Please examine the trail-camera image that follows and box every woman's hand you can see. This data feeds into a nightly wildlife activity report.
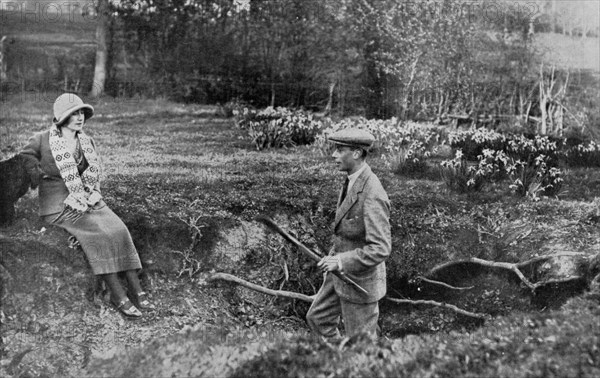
[86,191,102,206]
[51,207,86,224]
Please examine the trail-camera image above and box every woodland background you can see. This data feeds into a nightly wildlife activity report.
[0,1,599,377]
[1,0,599,136]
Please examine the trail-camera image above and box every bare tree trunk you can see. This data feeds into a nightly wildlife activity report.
[270,82,275,107]
[91,0,109,98]
[538,65,549,135]
[0,36,7,81]
[324,81,336,115]
[400,55,420,120]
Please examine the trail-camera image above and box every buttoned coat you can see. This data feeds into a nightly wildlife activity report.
[331,164,391,304]
[20,130,104,216]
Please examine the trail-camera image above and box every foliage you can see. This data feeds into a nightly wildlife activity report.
[109,0,357,107]
[231,298,600,378]
[233,106,323,150]
[449,128,509,161]
[504,135,564,199]
[169,211,206,278]
[443,130,569,198]
[440,150,493,193]
[565,140,600,168]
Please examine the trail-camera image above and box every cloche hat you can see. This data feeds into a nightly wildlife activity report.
[53,93,94,126]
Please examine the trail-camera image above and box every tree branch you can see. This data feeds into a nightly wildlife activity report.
[531,276,584,290]
[208,272,315,302]
[387,297,489,319]
[516,252,588,268]
[417,276,473,291]
[427,254,589,293]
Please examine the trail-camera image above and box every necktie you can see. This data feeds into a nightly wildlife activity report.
[340,178,349,204]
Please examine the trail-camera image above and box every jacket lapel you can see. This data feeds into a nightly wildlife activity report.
[334,165,372,229]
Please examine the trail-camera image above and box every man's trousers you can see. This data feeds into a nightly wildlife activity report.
[306,272,379,339]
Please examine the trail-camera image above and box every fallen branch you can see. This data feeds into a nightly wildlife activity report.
[387,297,489,319]
[516,252,588,268]
[531,276,584,290]
[427,253,589,293]
[209,272,315,302]
[417,276,473,291]
[426,257,535,289]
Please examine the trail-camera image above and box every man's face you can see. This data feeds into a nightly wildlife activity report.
[332,145,360,173]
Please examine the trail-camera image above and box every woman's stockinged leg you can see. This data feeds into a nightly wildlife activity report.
[101,272,142,317]
[101,273,127,302]
[126,269,155,310]
[125,270,142,294]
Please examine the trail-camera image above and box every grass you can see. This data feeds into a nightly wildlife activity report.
[1,95,599,377]
[230,297,599,378]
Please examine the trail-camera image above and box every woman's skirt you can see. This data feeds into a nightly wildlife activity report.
[43,205,142,275]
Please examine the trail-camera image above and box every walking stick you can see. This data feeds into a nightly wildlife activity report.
[256,215,369,295]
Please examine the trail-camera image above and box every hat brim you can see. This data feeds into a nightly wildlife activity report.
[54,104,94,126]
[329,139,372,149]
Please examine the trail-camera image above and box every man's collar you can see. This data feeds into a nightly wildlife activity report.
[347,162,368,181]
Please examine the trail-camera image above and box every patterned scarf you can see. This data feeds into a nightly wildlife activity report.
[49,125,102,213]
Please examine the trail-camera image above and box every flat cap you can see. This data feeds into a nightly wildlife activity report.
[328,128,375,149]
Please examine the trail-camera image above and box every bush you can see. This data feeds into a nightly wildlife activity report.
[234,107,323,150]
[448,129,508,160]
[506,155,563,200]
[564,140,600,168]
[504,136,564,199]
[440,149,504,193]
[220,98,248,118]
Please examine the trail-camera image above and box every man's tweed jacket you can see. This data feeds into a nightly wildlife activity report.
[331,164,391,304]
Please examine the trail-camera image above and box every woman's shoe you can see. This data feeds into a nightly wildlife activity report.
[134,291,156,310]
[113,298,142,318]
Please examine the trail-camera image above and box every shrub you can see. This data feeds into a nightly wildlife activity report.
[233,107,323,150]
[506,155,563,200]
[564,140,600,168]
[440,149,504,193]
[504,135,563,199]
[506,134,562,165]
[448,128,508,160]
[220,98,248,118]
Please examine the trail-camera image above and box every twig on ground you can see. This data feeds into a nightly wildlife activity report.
[387,297,489,319]
[209,272,315,302]
[417,276,474,290]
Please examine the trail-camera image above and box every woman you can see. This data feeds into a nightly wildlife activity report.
[20,93,154,318]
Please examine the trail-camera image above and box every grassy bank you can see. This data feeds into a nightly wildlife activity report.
[1,96,599,377]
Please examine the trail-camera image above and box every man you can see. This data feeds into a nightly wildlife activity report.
[306,128,391,340]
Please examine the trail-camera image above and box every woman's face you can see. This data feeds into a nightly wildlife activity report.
[64,109,85,131]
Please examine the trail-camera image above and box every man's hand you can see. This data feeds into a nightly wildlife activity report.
[317,255,342,273]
